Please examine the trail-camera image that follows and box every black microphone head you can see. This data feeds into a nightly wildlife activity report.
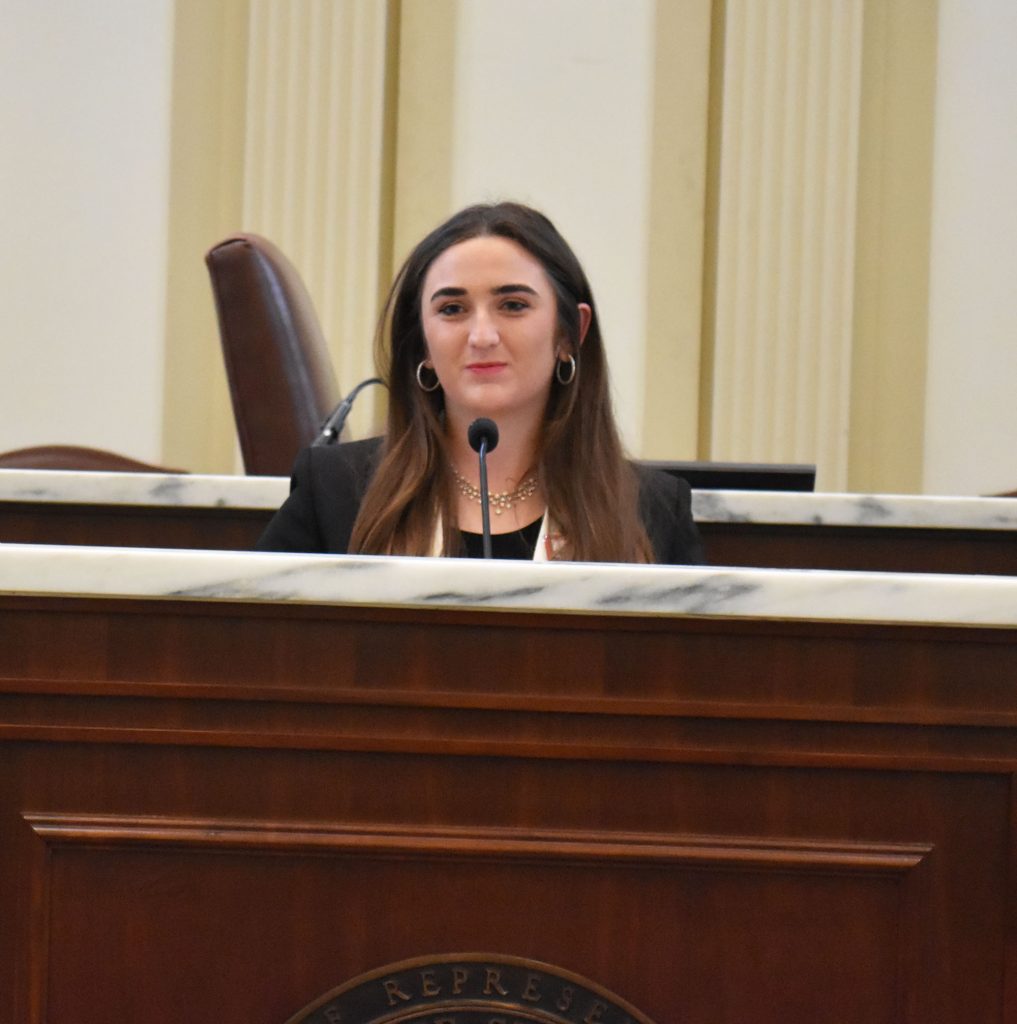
[467,418,499,454]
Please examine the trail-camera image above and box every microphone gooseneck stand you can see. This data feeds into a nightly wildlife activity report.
[467,418,499,559]
[312,377,384,447]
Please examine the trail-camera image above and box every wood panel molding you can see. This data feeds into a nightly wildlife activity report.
[26,813,932,875]
[2,592,1011,1021]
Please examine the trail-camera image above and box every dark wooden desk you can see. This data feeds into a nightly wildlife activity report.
[702,520,1017,575]
[4,494,1017,576]
[0,497,267,550]
[2,590,1017,1023]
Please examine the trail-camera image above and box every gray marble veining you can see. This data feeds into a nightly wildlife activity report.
[2,543,1016,628]
[692,489,1017,530]
[2,467,1017,530]
[0,468,286,509]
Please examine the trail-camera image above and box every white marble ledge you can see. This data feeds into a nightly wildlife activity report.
[696,489,1017,531]
[2,467,1017,531]
[2,543,1016,629]
[0,468,286,510]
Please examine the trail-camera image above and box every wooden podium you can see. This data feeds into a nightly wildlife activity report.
[3,581,1017,1023]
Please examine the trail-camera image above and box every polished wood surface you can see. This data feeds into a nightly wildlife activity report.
[5,497,1017,575]
[703,520,1017,574]
[2,592,1017,1022]
[0,501,266,550]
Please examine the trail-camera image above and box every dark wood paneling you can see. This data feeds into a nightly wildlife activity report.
[31,820,926,1023]
[702,521,1017,575]
[2,595,1017,1022]
[0,502,265,550]
[5,498,1017,574]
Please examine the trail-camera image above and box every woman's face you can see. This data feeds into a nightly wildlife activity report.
[419,235,578,433]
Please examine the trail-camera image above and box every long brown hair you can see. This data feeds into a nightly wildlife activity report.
[349,202,652,562]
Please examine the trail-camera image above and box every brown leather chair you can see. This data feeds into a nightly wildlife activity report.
[205,233,341,476]
[0,445,184,472]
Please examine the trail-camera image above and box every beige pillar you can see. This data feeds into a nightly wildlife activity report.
[707,0,864,489]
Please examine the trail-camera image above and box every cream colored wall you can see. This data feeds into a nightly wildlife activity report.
[161,0,248,474]
[392,0,948,490]
[0,0,174,463]
[165,0,394,471]
[450,0,657,452]
[923,0,1017,496]
[394,0,711,458]
[390,0,457,266]
[2,1,394,475]
[4,0,1013,493]
[645,1,712,461]
[849,0,937,495]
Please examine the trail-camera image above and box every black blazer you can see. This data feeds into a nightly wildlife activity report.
[256,437,705,564]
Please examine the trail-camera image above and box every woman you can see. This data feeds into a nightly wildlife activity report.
[257,202,703,564]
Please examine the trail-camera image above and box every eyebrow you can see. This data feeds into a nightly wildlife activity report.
[428,283,539,302]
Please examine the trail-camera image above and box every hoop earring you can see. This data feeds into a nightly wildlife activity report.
[555,354,576,386]
[416,361,441,392]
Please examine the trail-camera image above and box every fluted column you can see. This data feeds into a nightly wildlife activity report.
[708,0,863,489]
[243,0,391,437]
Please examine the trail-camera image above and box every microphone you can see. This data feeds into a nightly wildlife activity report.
[312,377,384,447]
[467,418,499,559]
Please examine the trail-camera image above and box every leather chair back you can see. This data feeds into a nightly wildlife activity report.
[205,233,340,475]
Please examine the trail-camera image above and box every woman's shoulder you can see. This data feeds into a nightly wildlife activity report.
[296,436,384,492]
[632,461,690,505]
[304,435,384,472]
[257,437,385,555]
[630,461,705,564]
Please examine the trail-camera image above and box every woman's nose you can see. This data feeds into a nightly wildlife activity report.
[468,310,499,346]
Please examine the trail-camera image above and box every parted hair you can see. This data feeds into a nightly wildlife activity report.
[348,202,653,562]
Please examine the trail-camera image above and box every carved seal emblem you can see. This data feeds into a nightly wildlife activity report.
[285,953,658,1024]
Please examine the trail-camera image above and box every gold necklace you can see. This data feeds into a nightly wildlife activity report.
[452,467,539,515]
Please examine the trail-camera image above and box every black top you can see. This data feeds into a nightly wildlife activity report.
[459,517,543,560]
[256,437,705,565]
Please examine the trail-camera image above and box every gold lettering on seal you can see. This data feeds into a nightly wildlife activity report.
[383,979,412,1006]
[289,958,654,1024]
[521,973,542,1002]
[483,968,509,996]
